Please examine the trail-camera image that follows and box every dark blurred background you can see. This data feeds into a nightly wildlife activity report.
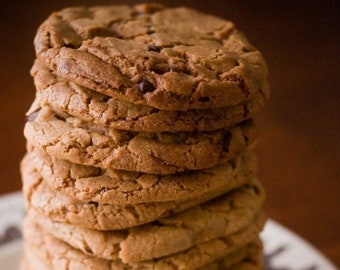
[0,0,339,266]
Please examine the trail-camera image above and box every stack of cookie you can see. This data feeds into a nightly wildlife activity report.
[20,3,269,269]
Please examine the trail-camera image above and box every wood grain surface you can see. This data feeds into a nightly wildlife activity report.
[0,0,339,267]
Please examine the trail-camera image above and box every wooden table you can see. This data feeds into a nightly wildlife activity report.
[1,0,339,267]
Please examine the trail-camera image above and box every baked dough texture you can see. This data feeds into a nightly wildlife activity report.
[23,212,264,269]
[21,3,269,269]
[34,4,269,111]
[31,58,268,132]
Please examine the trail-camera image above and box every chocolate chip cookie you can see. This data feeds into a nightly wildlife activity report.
[22,157,240,230]
[28,146,257,204]
[21,3,270,269]
[24,106,257,174]
[23,211,264,269]
[31,58,268,132]
[34,4,269,111]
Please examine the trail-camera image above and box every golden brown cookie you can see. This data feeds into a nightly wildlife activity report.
[22,3,269,270]
[118,196,264,263]
[27,207,265,262]
[23,213,264,269]
[31,58,268,132]
[22,154,264,231]
[28,146,257,204]
[24,106,257,174]
[34,4,269,111]
[22,156,243,230]
[22,242,264,270]
[198,242,264,270]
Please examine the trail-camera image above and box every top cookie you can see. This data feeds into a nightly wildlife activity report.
[34,4,268,110]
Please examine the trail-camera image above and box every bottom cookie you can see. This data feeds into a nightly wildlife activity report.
[21,240,263,270]
[23,214,264,270]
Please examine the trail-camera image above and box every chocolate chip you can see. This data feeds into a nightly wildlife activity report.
[84,246,94,254]
[223,132,232,152]
[138,80,156,93]
[151,220,163,226]
[55,114,65,121]
[148,45,162,52]
[25,109,40,122]
[198,96,210,102]
[89,28,123,39]
[225,74,249,97]
[151,68,166,75]
[89,201,99,206]
[101,96,110,102]
[64,43,77,49]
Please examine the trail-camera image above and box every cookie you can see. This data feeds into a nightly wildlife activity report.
[23,150,263,260]
[22,154,264,231]
[34,4,269,111]
[21,153,264,231]
[118,197,264,263]
[27,207,265,262]
[27,208,125,261]
[22,241,263,270]
[22,155,249,231]
[28,146,257,204]
[23,213,264,269]
[24,106,257,174]
[198,241,263,270]
[31,58,268,132]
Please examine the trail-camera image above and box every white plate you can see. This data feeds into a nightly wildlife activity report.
[0,192,338,270]
[0,192,24,270]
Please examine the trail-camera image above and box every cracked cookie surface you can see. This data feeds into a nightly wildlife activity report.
[23,211,264,269]
[21,3,268,270]
[31,59,268,132]
[22,156,240,230]
[27,209,265,263]
[34,4,269,111]
[24,106,257,174]
[28,146,257,204]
